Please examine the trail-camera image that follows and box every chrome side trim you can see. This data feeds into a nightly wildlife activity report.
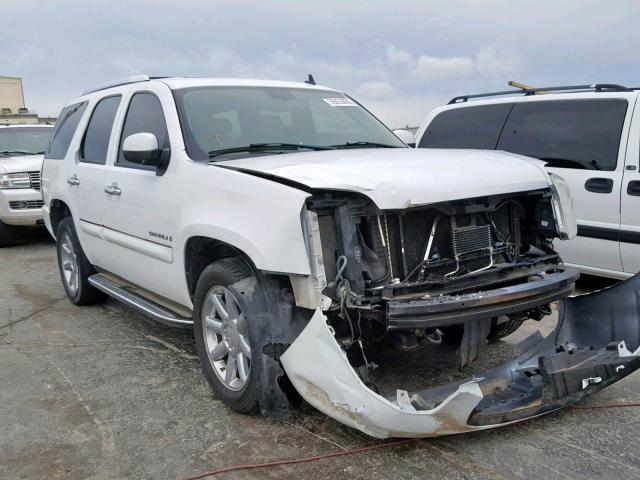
[101,226,173,263]
[88,274,193,328]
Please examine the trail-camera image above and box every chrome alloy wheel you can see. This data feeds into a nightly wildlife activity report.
[202,286,251,391]
[60,232,79,295]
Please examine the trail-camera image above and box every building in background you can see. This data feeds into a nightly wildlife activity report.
[0,76,55,125]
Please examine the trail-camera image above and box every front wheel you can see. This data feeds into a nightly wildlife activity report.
[488,318,524,342]
[193,258,259,413]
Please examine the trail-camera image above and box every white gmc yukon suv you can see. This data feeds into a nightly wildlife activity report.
[0,124,53,245]
[42,76,640,438]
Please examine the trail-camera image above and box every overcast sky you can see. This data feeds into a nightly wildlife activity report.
[3,0,640,127]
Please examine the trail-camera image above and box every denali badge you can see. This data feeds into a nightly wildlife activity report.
[149,231,173,242]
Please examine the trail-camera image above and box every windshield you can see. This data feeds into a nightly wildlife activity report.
[0,127,53,156]
[173,86,405,161]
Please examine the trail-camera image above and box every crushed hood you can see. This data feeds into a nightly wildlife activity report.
[0,154,44,174]
[217,148,551,209]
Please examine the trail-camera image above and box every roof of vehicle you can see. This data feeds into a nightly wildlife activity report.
[80,75,338,97]
[447,83,640,105]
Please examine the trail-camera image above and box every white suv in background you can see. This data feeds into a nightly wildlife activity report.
[41,76,640,439]
[415,84,640,279]
[0,124,53,246]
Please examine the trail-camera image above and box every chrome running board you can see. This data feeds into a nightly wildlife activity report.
[88,274,193,328]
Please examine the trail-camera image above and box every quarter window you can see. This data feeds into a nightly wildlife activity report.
[117,93,169,167]
[80,96,121,164]
[45,102,88,159]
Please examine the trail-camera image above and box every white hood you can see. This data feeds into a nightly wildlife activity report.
[0,154,44,174]
[217,148,551,209]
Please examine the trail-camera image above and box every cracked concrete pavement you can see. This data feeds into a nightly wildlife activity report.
[1,230,638,480]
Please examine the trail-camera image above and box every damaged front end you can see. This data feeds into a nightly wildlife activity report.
[297,189,578,368]
[281,276,640,438]
[271,188,639,438]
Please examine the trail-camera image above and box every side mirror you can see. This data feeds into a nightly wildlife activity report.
[393,129,416,148]
[122,132,162,165]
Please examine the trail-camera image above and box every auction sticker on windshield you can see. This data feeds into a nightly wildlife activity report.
[323,97,357,107]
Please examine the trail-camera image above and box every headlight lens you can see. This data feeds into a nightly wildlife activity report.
[549,173,577,240]
[0,172,31,189]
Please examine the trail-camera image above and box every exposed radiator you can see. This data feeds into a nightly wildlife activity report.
[451,224,492,258]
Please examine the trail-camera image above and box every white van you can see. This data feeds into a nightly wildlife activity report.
[414,84,640,279]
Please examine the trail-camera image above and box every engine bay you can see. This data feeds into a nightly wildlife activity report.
[304,188,577,367]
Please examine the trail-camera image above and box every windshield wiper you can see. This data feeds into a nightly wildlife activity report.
[331,141,400,149]
[0,150,39,156]
[209,143,335,159]
[537,156,600,170]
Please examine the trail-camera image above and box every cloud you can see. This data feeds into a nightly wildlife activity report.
[475,47,525,76]
[356,81,396,100]
[414,54,474,81]
[386,44,414,67]
[2,0,638,126]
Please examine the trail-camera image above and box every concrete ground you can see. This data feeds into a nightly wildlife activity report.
[1,230,638,480]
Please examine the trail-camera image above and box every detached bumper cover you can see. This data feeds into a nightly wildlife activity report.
[281,273,640,438]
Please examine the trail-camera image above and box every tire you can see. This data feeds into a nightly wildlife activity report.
[193,257,260,413]
[56,217,107,305]
[0,220,18,247]
[488,318,524,342]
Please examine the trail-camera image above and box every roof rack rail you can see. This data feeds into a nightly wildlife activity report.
[81,75,153,96]
[448,83,634,104]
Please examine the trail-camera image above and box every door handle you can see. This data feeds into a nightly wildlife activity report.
[585,177,614,194]
[104,183,121,196]
[628,180,640,196]
[67,175,80,186]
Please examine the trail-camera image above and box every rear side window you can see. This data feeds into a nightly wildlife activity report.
[418,103,512,149]
[497,99,628,171]
[117,92,168,167]
[80,96,121,164]
[45,102,88,159]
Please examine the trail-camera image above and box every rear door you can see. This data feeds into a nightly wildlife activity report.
[497,97,632,274]
[620,94,640,274]
[72,94,123,267]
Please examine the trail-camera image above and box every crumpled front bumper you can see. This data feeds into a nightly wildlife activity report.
[280,273,640,438]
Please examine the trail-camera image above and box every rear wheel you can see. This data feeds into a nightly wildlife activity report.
[0,220,18,247]
[56,217,107,305]
[193,258,259,413]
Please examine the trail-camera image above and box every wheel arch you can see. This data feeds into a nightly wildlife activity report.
[184,235,262,300]
[49,199,73,237]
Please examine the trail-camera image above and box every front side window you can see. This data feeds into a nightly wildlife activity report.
[80,95,121,164]
[117,93,169,167]
[418,103,513,149]
[497,99,628,171]
[173,87,405,161]
[0,127,53,156]
[45,102,88,159]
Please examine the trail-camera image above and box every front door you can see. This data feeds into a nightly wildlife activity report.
[101,85,181,303]
[497,97,633,274]
[621,96,640,274]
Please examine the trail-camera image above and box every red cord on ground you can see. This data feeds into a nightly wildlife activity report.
[180,402,640,480]
[179,438,416,480]
[569,402,640,410]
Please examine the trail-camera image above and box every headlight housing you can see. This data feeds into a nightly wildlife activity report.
[549,173,577,240]
[0,172,31,190]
